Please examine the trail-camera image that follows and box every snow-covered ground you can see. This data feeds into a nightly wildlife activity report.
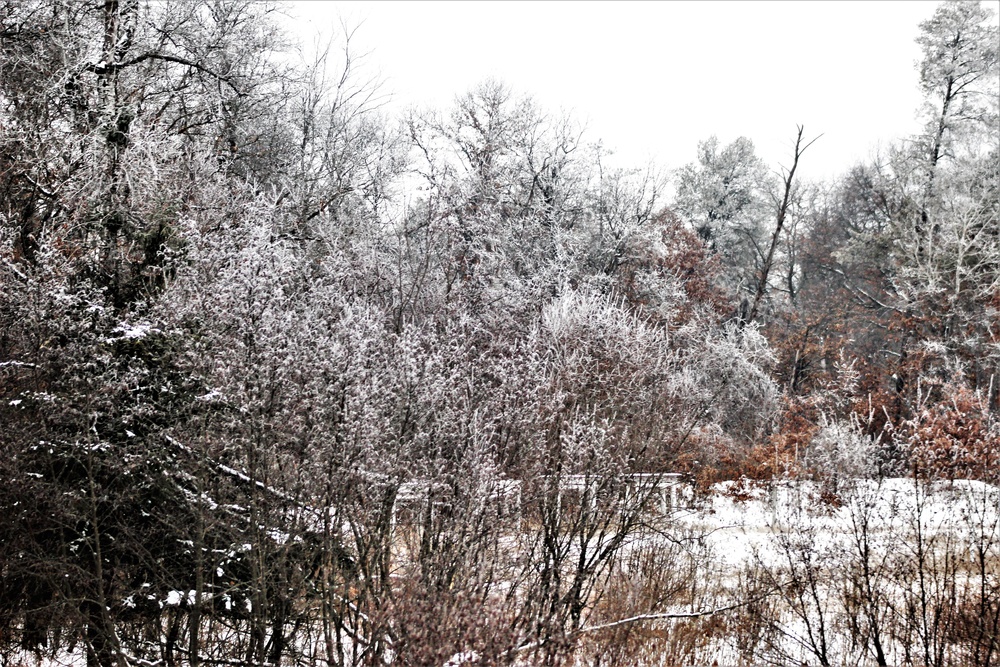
[15,478,998,667]
[681,477,999,568]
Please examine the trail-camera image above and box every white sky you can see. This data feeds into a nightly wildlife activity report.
[284,1,950,184]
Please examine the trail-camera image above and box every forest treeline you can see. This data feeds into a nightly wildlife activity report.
[0,1,997,666]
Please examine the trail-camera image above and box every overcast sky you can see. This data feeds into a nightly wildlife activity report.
[284,1,952,184]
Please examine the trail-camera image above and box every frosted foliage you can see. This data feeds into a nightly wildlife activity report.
[673,136,775,294]
[0,4,803,663]
[899,167,1000,300]
[540,290,662,353]
[809,416,879,480]
[917,1,999,141]
[669,322,778,439]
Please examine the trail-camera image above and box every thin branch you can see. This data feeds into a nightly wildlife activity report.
[822,265,903,313]
[163,435,298,506]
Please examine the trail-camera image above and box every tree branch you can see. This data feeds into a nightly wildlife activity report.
[745,125,821,324]
[88,53,232,85]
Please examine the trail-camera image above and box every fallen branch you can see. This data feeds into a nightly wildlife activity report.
[577,599,752,635]
[511,580,788,656]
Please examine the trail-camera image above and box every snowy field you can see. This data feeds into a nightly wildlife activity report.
[686,478,1000,568]
[14,478,999,667]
